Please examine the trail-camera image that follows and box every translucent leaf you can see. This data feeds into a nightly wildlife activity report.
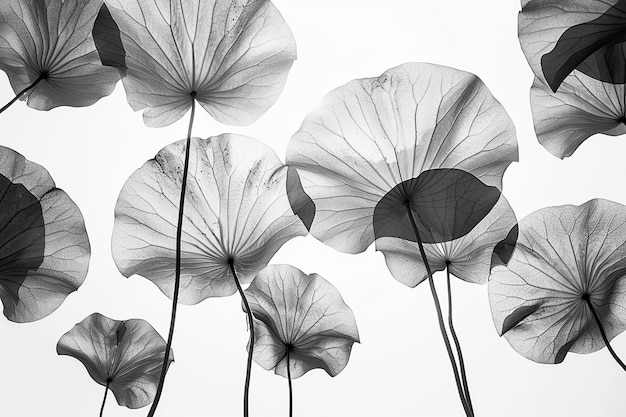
[112,135,307,304]
[94,0,296,127]
[377,193,516,287]
[518,0,626,91]
[57,313,174,409]
[0,0,121,110]
[0,145,90,322]
[489,199,626,364]
[244,264,359,378]
[529,72,626,159]
[286,62,518,254]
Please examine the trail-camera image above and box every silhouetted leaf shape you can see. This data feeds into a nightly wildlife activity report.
[0,0,121,110]
[57,313,174,409]
[286,62,518,254]
[286,166,315,231]
[529,73,626,159]
[373,168,501,244]
[245,264,359,378]
[376,194,516,287]
[112,135,307,304]
[95,0,296,127]
[489,199,626,364]
[93,3,126,76]
[0,145,89,322]
[519,0,626,91]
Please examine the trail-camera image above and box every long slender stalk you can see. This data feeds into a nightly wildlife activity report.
[404,201,472,417]
[0,75,44,114]
[100,380,110,417]
[287,349,293,417]
[147,98,196,417]
[229,259,255,417]
[446,266,474,414]
[585,297,626,372]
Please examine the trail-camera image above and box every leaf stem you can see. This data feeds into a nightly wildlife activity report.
[100,380,110,417]
[0,75,44,114]
[585,297,626,372]
[229,259,255,417]
[147,98,196,417]
[404,201,472,417]
[287,348,293,417]
[446,266,474,414]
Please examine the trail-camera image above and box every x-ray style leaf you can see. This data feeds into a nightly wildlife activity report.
[519,0,626,92]
[112,135,308,304]
[0,145,90,323]
[286,62,518,254]
[376,193,517,288]
[0,0,121,111]
[245,264,359,379]
[490,199,626,364]
[57,313,174,409]
[94,0,296,127]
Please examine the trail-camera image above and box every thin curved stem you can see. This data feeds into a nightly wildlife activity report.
[230,259,255,417]
[586,298,626,372]
[404,202,472,417]
[446,266,474,414]
[147,99,196,417]
[287,349,293,417]
[0,75,44,114]
[100,380,110,417]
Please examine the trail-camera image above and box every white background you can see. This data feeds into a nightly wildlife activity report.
[2,1,626,416]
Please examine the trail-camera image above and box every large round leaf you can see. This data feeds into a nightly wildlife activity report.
[285,62,518,254]
[94,0,296,127]
[376,193,517,287]
[0,145,90,322]
[57,313,174,409]
[244,264,359,379]
[112,135,308,305]
[0,0,121,110]
[489,199,626,364]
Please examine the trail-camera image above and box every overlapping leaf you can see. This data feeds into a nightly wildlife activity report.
[489,199,626,364]
[112,135,308,304]
[57,313,174,409]
[0,0,120,110]
[95,0,296,127]
[0,145,89,322]
[245,264,359,378]
[377,193,517,288]
[285,62,518,254]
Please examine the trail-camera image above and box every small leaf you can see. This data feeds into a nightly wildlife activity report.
[57,313,174,409]
[286,166,315,231]
[245,264,359,378]
[489,199,626,364]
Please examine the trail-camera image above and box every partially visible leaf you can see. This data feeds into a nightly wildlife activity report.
[529,73,626,159]
[112,135,307,304]
[95,0,296,127]
[57,313,174,409]
[0,0,121,110]
[376,193,516,287]
[245,264,359,378]
[286,62,518,254]
[489,199,626,364]
[286,166,315,232]
[0,145,90,322]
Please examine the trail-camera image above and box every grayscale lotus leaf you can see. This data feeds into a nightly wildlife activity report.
[112,135,308,305]
[530,72,626,159]
[489,199,626,364]
[94,0,296,127]
[519,0,626,92]
[286,62,518,254]
[0,0,121,110]
[377,193,517,288]
[244,264,359,378]
[57,313,174,409]
[0,145,90,323]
